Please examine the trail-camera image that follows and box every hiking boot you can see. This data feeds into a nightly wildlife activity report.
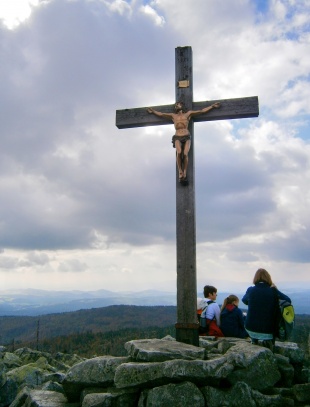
[251,338,258,345]
[262,340,274,352]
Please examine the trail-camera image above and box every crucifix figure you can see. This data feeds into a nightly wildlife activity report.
[147,101,220,184]
[116,46,259,346]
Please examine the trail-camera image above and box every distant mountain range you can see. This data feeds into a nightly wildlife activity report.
[0,289,177,316]
[0,288,309,316]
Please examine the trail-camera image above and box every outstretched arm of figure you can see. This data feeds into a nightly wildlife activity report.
[147,107,174,120]
[187,102,221,117]
[274,288,291,303]
[242,289,249,305]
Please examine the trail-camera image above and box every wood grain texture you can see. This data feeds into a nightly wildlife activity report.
[115,96,259,129]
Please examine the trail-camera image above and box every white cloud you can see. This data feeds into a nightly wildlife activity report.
[140,4,165,26]
[121,267,133,274]
[26,251,51,265]
[58,259,88,273]
[0,0,40,29]
[102,0,132,16]
[0,0,309,294]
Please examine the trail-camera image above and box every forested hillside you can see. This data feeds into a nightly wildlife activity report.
[21,327,177,358]
[1,305,309,364]
[0,305,176,343]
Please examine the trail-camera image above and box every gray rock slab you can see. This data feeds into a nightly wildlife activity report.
[23,390,74,406]
[274,341,305,363]
[54,352,86,367]
[41,380,65,394]
[82,390,139,407]
[125,338,206,362]
[274,353,294,387]
[80,386,139,404]
[7,386,31,407]
[225,342,281,391]
[14,348,52,365]
[201,382,256,407]
[82,393,113,407]
[199,337,246,352]
[3,362,52,406]
[293,383,310,402]
[3,352,21,369]
[63,356,129,402]
[115,356,234,389]
[251,389,294,407]
[141,381,204,407]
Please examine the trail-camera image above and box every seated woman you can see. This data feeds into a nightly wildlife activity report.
[220,295,248,338]
[242,268,291,350]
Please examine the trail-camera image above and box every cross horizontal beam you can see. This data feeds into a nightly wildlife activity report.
[116,96,259,129]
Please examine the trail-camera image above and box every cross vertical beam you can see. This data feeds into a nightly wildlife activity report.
[174,47,199,345]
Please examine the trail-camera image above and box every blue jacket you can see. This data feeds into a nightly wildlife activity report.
[242,282,291,335]
[220,305,248,338]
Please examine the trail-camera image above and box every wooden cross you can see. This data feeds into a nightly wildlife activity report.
[115,46,259,346]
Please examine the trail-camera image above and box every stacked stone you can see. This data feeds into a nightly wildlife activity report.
[0,337,309,406]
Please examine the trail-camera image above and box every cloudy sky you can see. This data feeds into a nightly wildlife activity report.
[0,0,309,295]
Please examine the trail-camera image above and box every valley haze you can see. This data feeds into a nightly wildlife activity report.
[0,288,308,316]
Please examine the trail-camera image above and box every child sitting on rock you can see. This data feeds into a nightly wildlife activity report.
[199,285,224,337]
[220,295,248,338]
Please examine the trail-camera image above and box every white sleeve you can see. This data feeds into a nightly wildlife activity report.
[197,298,209,310]
[205,302,221,325]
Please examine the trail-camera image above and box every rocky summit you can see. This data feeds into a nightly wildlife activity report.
[0,336,309,406]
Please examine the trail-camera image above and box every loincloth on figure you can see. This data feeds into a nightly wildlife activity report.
[171,134,191,148]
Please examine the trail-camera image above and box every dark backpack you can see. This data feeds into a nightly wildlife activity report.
[276,299,295,341]
[198,300,214,333]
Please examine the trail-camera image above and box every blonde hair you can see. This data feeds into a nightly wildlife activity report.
[253,268,273,286]
[221,294,239,312]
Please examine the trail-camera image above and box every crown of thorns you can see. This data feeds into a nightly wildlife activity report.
[174,101,184,109]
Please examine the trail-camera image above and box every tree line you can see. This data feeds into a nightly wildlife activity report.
[1,306,309,364]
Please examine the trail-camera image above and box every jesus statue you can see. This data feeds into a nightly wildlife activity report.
[147,101,220,184]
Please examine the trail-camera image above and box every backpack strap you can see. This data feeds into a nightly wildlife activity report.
[200,300,215,319]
